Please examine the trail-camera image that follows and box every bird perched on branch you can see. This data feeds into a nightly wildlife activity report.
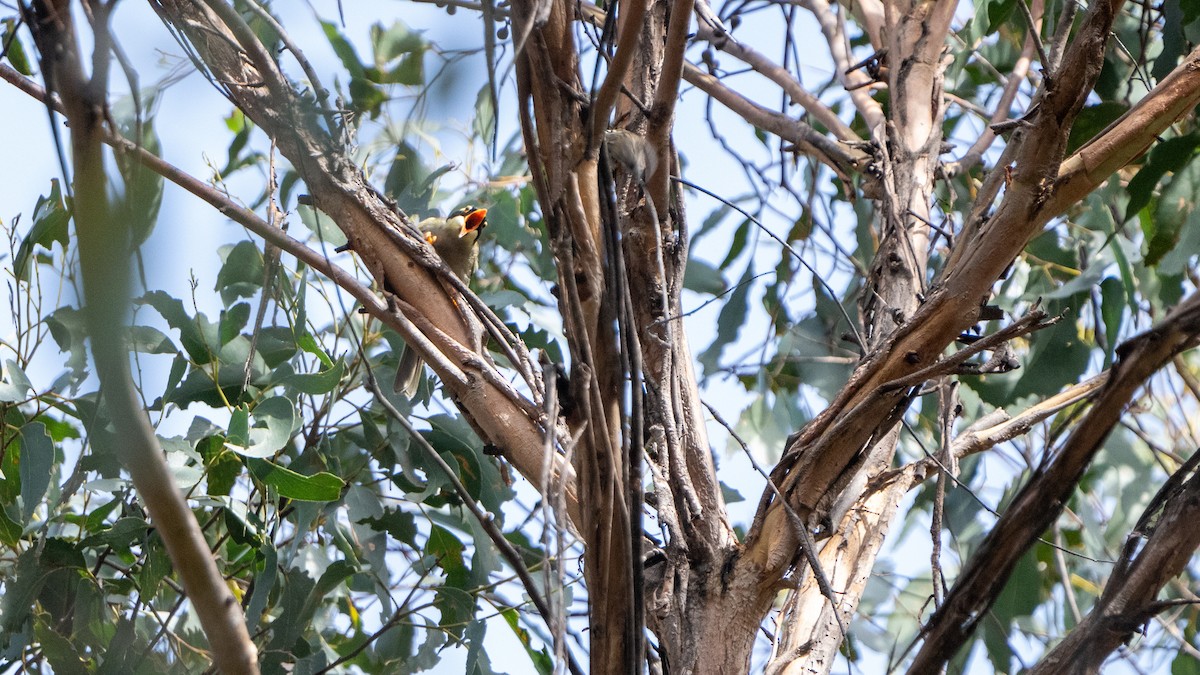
[604,128,657,186]
[394,205,488,396]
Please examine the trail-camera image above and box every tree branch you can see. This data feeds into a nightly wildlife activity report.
[795,0,885,131]
[1027,449,1200,674]
[681,63,869,180]
[692,23,858,141]
[588,0,648,146]
[907,292,1200,672]
[740,0,1125,633]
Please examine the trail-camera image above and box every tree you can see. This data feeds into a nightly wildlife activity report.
[1,0,1199,672]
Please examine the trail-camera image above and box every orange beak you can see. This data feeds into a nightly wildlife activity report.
[459,208,487,237]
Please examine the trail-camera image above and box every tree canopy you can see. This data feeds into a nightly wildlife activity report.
[1,0,1200,673]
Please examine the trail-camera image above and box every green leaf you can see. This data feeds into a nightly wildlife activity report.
[788,208,813,242]
[297,204,349,248]
[1153,0,1188,83]
[165,366,250,409]
[698,265,753,376]
[226,396,296,458]
[1042,263,1106,300]
[0,360,33,403]
[80,517,150,554]
[1124,133,1200,223]
[427,524,473,635]
[1067,102,1129,154]
[129,325,177,355]
[985,0,1017,34]
[18,423,53,522]
[473,84,496,146]
[14,180,70,283]
[255,326,299,367]
[1099,276,1124,365]
[139,291,218,364]
[1,19,33,75]
[988,301,1090,403]
[215,241,266,304]
[1158,207,1200,276]
[202,437,242,497]
[113,111,163,250]
[246,543,278,631]
[45,306,90,380]
[323,21,367,79]
[35,621,88,675]
[1147,157,1200,266]
[266,567,316,654]
[223,501,264,546]
[1,548,42,643]
[221,110,260,176]
[297,331,332,369]
[227,406,251,448]
[692,203,732,245]
[323,21,387,117]
[371,21,426,85]
[137,532,172,599]
[281,356,345,395]
[720,219,751,268]
[0,508,22,547]
[720,481,744,504]
[982,551,1043,670]
[248,458,343,501]
[361,509,418,547]
[384,141,433,212]
[219,302,251,346]
[683,257,727,296]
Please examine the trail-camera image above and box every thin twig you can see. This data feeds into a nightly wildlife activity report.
[880,309,1057,392]
[1015,0,1050,70]
[675,176,865,350]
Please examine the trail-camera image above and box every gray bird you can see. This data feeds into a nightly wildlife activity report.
[604,128,658,185]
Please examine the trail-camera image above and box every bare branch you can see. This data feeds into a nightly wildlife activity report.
[588,0,648,146]
[944,0,1041,176]
[692,23,858,142]
[1028,450,1200,673]
[946,373,1107,461]
[907,293,1200,672]
[795,0,886,130]
[1054,44,1200,211]
[681,63,869,179]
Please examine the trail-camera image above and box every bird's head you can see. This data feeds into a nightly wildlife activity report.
[449,205,488,238]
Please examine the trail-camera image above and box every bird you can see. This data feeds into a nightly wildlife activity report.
[393,205,488,396]
[604,128,657,186]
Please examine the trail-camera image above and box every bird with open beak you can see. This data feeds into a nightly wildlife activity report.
[394,205,488,396]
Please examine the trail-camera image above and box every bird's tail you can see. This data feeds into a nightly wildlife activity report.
[394,346,423,397]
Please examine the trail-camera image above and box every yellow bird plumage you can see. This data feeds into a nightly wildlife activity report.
[394,205,488,396]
